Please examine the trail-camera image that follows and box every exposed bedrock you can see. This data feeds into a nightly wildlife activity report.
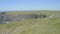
[0,12,48,23]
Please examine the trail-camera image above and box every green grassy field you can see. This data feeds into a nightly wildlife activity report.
[0,11,60,34]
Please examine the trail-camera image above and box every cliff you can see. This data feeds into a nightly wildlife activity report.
[0,12,48,24]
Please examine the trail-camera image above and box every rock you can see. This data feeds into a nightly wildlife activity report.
[0,12,48,23]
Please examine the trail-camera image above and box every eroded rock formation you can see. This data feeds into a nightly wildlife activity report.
[0,12,48,23]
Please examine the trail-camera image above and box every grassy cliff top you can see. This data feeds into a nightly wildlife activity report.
[0,10,60,34]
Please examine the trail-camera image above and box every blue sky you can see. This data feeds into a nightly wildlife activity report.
[0,0,60,11]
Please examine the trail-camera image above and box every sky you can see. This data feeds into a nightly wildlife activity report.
[0,0,60,11]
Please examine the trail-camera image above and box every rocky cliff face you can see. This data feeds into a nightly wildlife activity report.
[0,12,48,23]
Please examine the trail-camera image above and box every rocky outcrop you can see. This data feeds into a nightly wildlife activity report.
[0,12,48,23]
